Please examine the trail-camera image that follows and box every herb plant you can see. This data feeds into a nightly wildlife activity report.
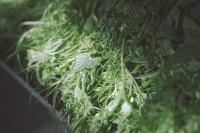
[13,0,200,132]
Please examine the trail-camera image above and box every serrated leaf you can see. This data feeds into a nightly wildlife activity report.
[27,49,48,66]
[71,52,101,72]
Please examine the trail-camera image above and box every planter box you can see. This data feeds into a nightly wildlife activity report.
[0,61,66,133]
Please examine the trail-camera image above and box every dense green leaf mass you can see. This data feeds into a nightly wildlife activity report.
[2,0,200,132]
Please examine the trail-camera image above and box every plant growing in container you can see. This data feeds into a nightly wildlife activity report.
[2,0,200,132]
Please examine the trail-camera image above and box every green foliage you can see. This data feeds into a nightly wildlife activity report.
[0,0,48,59]
[11,0,200,132]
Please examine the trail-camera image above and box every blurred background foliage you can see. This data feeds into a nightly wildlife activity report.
[0,0,48,59]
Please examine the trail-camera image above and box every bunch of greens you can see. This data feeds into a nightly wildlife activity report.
[14,0,200,132]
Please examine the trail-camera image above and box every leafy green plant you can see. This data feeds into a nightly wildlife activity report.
[13,0,200,132]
